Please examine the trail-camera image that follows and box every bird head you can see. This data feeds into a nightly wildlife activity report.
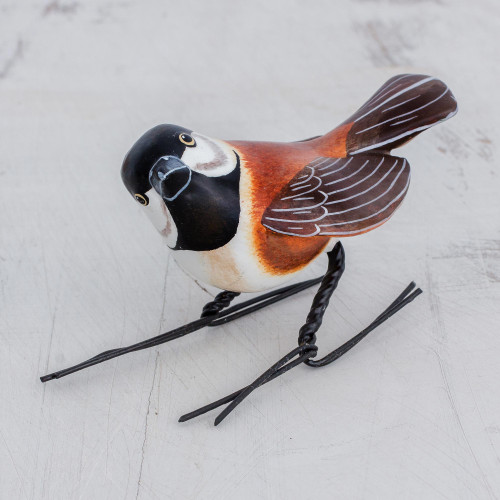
[121,124,241,251]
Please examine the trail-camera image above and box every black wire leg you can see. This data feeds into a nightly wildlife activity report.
[180,242,422,426]
[40,276,323,382]
[179,242,345,425]
[305,281,422,367]
[179,344,319,425]
[200,290,241,317]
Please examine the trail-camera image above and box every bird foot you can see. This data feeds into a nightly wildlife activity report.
[40,276,322,382]
[179,242,422,425]
[40,243,422,429]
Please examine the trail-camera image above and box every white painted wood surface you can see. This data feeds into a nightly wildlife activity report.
[1,1,499,498]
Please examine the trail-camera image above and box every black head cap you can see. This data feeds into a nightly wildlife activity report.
[121,124,192,196]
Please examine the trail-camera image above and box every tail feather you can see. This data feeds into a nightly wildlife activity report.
[339,74,457,154]
[263,74,458,240]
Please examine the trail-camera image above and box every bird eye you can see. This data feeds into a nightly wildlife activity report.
[134,194,149,206]
[179,133,196,147]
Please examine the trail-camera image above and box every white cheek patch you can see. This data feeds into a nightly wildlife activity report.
[181,133,236,177]
[143,188,178,248]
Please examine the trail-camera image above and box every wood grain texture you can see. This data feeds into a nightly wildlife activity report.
[1,0,499,499]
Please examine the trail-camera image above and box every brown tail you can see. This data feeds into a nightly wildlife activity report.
[326,74,458,155]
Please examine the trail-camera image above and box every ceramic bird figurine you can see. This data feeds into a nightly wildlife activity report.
[42,74,457,425]
[121,73,456,293]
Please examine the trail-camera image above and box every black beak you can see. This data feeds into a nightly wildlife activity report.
[149,156,192,202]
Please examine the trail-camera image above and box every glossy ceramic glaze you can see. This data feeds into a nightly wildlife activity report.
[121,74,457,292]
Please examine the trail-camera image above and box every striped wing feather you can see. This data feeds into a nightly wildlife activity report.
[262,154,410,237]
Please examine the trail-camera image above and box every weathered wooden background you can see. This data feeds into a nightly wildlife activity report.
[1,0,499,498]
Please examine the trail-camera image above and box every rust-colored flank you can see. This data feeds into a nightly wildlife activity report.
[228,125,353,275]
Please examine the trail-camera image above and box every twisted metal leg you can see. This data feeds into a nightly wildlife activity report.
[200,291,241,317]
[180,242,422,426]
[40,276,323,383]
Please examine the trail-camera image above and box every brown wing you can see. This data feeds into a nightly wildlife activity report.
[261,154,410,237]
